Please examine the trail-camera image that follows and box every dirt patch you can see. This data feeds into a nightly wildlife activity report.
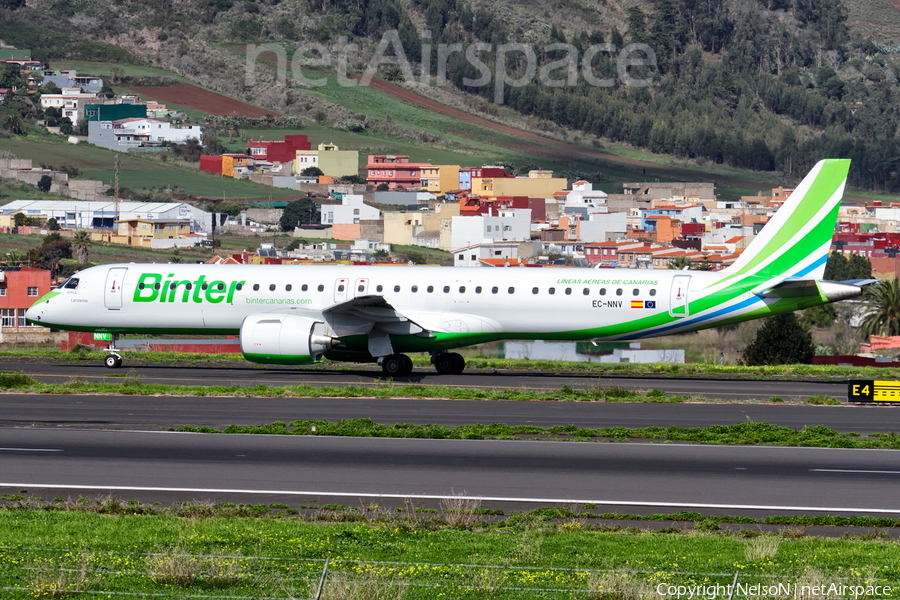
[127,83,283,118]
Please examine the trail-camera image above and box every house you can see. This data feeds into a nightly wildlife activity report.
[294,143,359,178]
[40,89,98,125]
[0,267,55,343]
[320,194,382,240]
[89,118,202,151]
[367,155,432,189]
[42,69,103,94]
[470,170,567,199]
[450,209,532,251]
[419,164,460,195]
[248,134,311,164]
[459,166,512,191]
[83,103,147,122]
[0,200,212,232]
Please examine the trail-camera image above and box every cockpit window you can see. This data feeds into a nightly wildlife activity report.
[64,278,79,289]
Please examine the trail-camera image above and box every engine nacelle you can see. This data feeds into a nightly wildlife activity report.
[240,313,335,365]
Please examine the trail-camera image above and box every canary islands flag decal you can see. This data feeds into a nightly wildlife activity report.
[631,300,656,309]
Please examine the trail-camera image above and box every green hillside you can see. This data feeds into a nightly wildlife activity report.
[3,0,900,197]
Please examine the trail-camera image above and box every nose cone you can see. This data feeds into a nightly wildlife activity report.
[25,290,60,325]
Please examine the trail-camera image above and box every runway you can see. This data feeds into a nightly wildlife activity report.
[2,361,895,515]
[3,427,900,516]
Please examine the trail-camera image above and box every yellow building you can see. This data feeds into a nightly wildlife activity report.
[382,203,460,248]
[420,165,461,195]
[294,143,359,178]
[222,155,253,178]
[93,218,192,247]
[471,169,567,198]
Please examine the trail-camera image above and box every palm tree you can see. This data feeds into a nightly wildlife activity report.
[860,279,900,338]
[72,230,91,265]
[667,255,692,270]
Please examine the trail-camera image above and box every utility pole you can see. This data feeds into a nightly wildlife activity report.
[114,155,120,226]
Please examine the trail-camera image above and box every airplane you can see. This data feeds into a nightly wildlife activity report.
[26,159,864,376]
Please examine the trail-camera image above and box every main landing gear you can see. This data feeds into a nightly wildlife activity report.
[103,334,123,369]
[432,352,465,375]
[380,353,413,377]
[378,352,467,376]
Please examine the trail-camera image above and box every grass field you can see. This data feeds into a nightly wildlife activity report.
[0,137,299,199]
[2,509,899,599]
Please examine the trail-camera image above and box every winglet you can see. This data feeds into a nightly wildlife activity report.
[721,159,851,285]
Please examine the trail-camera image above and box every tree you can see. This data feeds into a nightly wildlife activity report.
[13,212,30,226]
[301,166,324,177]
[376,183,390,191]
[373,249,389,261]
[37,175,52,193]
[39,81,62,95]
[741,312,815,365]
[170,248,183,264]
[860,279,900,339]
[46,217,60,231]
[824,252,871,281]
[201,126,224,156]
[279,198,320,231]
[667,255,692,270]
[341,174,364,184]
[72,230,91,264]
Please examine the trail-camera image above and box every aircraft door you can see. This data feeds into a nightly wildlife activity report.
[353,278,369,298]
[669,275,690,317]
[104,267,128,309]
[333,278,349,303]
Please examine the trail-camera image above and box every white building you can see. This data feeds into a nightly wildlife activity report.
[562,180,608,207]
[450,209,532,251]
[88,118,202,151]
[39,88,98,125]
[320,194,381,225]
[0,200,213,232]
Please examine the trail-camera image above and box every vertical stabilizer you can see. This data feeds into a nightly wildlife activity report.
[720,159,850,286]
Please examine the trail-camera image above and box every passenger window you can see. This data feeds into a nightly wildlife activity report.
[317,284,324,292]
[549,287,555,295]
[411,285,418,293]
[270,284,277,291]
[154,283,160,290]
[599,288,606,296]
[216,283,225,291]
[475,286,482,294]
[201,283,208,290]
[301,284,308,291]
[532,287,539,294]
[286,284,292,291]
[491,287,499,294]
[650,289,657,296]
[236,283,243,291]
[394,285,401,292]
[616,288,623,296]
[338,284,345,292]
[253,284,260,291]
[633,288,639,296]
[583,288,589,295]
[358,285,364,292]
[508,287,515,294]
[376,284,383,292]
[427,285,434,293]
[565,288,572,295]
[185,283,192,290]
[459,286,466,293]
[443,286,450,293]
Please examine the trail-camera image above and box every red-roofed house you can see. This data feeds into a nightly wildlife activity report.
[248,135,311,163]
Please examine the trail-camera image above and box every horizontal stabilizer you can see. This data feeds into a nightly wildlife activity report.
[757,279,864,302]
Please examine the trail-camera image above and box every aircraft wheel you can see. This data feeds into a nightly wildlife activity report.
[448,352,465,374]
[382,354,413,377]
[434,353,456,375]
[105,354,123,369]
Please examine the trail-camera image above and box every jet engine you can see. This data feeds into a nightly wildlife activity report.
[240,313,336,365]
